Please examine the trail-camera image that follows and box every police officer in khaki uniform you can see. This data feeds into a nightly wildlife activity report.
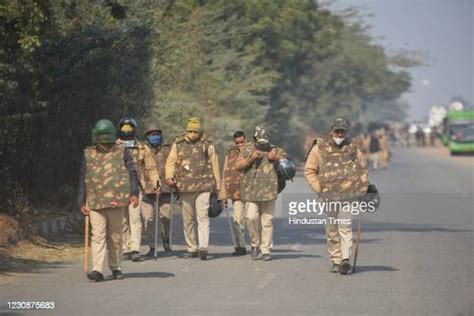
[78,119,140,282]
[304,118,368,275]
[141,124,173,256]
[377,129,390,169]
[220,131,247,256]
[117,117,160,262]
[235,126,287,261]
[165,117,221,260]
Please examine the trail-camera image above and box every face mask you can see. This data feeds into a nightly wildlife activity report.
[122,140,136,148]
[146,134,162,148]
[333,137,345,145]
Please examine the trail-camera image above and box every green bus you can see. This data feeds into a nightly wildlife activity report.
[442,111,474,154]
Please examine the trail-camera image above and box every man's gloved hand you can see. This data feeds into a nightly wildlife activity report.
[166,178,176,187]
[80,205,90,216]
[154,184,161,195]
[130,195,139,208]
[267,147,279,161]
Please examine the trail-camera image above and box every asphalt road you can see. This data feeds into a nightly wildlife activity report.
[1,146,473,316]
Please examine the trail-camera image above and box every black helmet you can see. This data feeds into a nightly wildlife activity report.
[275,158,297,181]
[208,192,223,218]
[118,117,138,139]
[364,183,381,212]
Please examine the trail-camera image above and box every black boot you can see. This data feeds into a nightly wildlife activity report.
[112,270,124,280]
[232,247,247,256]
[131,251,141,262]
[87,270,104,282]
[183,251,198,259]
[199,248,208,260]
[330,263,341,273]
[251,247,260,260]
[163,239,172,254]
[340,259,352,275]
[122,252,131,261]
[145,247,155,258]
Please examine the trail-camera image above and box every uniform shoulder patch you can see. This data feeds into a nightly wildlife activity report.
[227,145,238,154]
[202,136,213,144]
[84,146,95,156]
[137,140,147,150]
[175,135,186,143]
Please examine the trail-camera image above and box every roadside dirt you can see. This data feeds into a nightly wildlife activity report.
[0,214,83,286]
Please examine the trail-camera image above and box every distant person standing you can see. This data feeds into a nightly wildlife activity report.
[378,130,390,169]
[368,131,380,171]
[429,127,437,147]
[415,127,425,147]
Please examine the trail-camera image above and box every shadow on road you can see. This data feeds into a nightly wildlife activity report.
[362,221,473,233]
[353,265,399,273]
[271,253,321,260]
[124,271,175,278]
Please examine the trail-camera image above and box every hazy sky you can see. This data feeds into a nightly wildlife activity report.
[335,0,473,120]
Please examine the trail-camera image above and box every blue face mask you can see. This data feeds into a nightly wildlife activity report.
[146,134,162,147]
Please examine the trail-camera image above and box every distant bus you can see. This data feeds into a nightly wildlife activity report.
[442,111,474,154]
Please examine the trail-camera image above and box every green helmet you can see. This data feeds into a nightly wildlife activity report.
[92,119,116,144]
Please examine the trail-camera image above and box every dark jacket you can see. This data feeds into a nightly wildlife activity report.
[369,135,380,153]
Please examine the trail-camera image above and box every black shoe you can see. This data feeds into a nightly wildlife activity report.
[122,252,131,261]
[232,247,247,256]
[145,247,155,258]
[199,248,208,260]
[163,239,172,254]
[340,259,352,275]
[262,254,272,261]
[251,247,260,260]
[112,270,124,280]
[184,251,198,259]
[330,263,341,273]
[87,270,104,282]
[131,251,141,262]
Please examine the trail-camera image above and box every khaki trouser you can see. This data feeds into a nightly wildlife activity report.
[141,194,171,248]
[89,207,124,273]
[378,150,389,169]
[369,153,379,170]
[325,208,352,264]
[122,196,142,253]
[180,191,211,252]
[232,200,246,248]
[246,199,276,255]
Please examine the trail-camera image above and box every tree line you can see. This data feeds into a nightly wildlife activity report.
[0,0,421,213]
